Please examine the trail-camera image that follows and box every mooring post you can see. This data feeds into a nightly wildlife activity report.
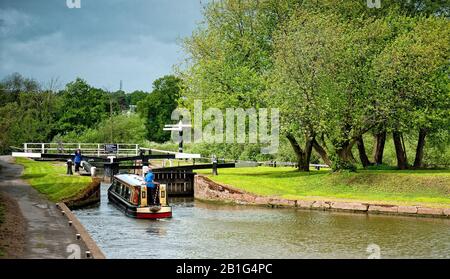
[212,155,218,176]
[178,129,183,153]
[104,160,119,182]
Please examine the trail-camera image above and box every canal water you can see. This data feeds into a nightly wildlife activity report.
[73,183,450,259]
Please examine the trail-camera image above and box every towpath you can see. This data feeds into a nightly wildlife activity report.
[0,156,88,258]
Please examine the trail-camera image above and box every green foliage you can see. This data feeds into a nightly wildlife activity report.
[137,75,181,142]
[179,0,450,170]
[186,142,273,161]
[57,113,147,144]
[0,73,40,106]
[127,90,148,106]
[0,91,61,153]
[329,155,358,172]
[56,78,110,135]
[373,16,450,133]
[180,0,299,110]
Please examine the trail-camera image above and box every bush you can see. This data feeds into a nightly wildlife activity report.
[55,113,147,144]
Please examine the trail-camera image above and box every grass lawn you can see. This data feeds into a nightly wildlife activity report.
[197,167,450,207]
[15,158,92,202]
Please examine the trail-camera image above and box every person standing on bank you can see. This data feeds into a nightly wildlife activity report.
[144,166,158,205]
[74,149,82,173]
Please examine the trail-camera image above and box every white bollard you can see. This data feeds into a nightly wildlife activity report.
[90,166,96,177]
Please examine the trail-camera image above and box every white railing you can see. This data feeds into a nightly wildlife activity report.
[22,143,140,157]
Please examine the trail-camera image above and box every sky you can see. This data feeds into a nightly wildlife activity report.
[0,0,205,92]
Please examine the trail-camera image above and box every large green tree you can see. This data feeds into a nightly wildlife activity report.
[56,78,110,135]
[137,75,182,142]
[0,90,60,153]
[271,11,345,170]
[373,16,450,169]
[0,73,40,106]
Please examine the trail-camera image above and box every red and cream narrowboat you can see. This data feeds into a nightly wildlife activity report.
[108,174,172,219]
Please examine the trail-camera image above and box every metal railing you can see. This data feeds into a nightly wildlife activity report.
[22,143,140,157]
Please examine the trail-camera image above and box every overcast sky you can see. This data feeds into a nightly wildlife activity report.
[0,0,205,92]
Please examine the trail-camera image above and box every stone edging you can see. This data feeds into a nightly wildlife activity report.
[194,175,450,219]
[57,203,106,259]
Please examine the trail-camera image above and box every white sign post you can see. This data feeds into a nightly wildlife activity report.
[163,120,192,154]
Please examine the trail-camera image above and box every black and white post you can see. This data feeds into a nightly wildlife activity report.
[163,120,192,154]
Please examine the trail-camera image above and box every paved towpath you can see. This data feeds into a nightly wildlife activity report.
[0,156,88,258]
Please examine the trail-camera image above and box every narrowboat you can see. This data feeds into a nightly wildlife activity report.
[108,174,172,219]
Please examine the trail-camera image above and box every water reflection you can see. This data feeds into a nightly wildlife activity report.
[73,183,450,259]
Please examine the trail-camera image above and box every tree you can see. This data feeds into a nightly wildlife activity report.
[181,0,301,109]
[127,90,148,106]
[271,11,345,171]
[58,114,147,144]
[137,75,182,142]
[0,73,40,106]
[56,78,110,135]
[373,16,450,169]
[0,90,60,153]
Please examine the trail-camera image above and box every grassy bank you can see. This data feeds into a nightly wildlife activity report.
[15,158,92,202]
[197,167,450,208]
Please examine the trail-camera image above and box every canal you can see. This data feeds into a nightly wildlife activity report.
[73,183,450,259]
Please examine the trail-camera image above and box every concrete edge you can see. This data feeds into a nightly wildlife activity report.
[57,203,106,259]
[194,175,450,219]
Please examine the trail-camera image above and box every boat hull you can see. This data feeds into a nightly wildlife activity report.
[108,187,172,219]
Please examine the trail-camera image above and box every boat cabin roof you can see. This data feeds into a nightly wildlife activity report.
[114,174,145,187]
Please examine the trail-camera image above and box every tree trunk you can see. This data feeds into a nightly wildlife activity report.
[373,131,386,165]
[301,139,314,171]
[335,140,356,170]
[393,131,408,170]
[356,135,372,168]
[413,128,427,168]
[336,146,352,162]
[312,138,332,166]
[286,133,312,172]
[339,141,357,163]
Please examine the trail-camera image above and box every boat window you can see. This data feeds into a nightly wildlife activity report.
[120,184,126,197]
[124,187,131,200]
[114,181,121,193]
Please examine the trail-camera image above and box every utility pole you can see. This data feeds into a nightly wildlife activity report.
[110,96,113,143]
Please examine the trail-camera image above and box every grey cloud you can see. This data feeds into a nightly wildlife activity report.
[0,0,204,91]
